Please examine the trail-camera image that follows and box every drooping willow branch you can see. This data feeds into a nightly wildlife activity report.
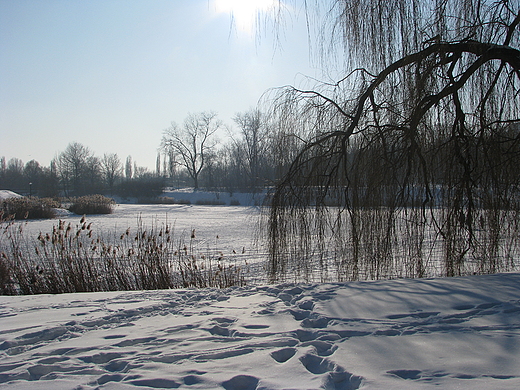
[266,35,520,282]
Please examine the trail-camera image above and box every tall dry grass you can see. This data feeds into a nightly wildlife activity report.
[0,215,247,295]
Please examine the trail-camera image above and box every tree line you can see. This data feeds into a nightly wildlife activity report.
[0,108,305,198]
[0,143,164,199]
[159,110,302,192]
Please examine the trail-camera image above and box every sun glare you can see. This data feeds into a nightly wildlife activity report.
[215,0,278,34]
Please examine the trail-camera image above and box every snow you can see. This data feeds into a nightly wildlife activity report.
[15,204,266,275]
[0,191,22,201]
[1,204,520,389]
[0,273,519,389]
[160,188,267,207]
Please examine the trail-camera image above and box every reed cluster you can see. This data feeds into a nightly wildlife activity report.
[0,215,246,295]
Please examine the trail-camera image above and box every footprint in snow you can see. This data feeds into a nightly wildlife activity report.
[242,324,270,329]
[386,311,439,319]
[222,374,259,390]
[95,373,126,385]
[129,378,181,388]
[103,334,126,340]
[270,347,297,363]
[299,353,363,389]
[183,374,203,385]
[299,353,336,374]
[208,324,235,337]
[213,317,236,325]
[296,328,319,342]
[387,369,422,380]
[322,371,363,390]
[36,356,69,365]
[301,340,337,356]
[387,368,519,384]
[78,352,128,369]
[103,359,130,372]
[298,299,315,311]
[301,316,330,329]
[289,308,311,320]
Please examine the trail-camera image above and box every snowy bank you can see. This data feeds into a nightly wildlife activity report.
[161,189,267,207]
[0,272,519,389]
[0,191,22,201]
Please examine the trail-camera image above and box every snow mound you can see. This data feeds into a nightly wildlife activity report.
[0,273,520,389]
[0,190,22,200]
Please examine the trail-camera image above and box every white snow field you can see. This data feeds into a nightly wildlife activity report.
[1,204,520,389]
[0,273,519,389]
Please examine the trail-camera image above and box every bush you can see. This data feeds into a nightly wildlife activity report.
[154,196,178,204]
[68,195,115,215]
[0,197,59,219]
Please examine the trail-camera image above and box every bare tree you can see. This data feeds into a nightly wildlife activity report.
[133,163,152,179]
[125,156,133,180]
[161,112,221,190]
[167,150,176,180]
[101,153,122,193]
[156,153,161,177]
[0,157,6,182]
[265,1,520,282]
[232,109,270,191]
[1,158,25,192]
[84,156,102,191]
[56,142,98,196]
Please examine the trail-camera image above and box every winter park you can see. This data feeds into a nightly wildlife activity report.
[2,0,520,389]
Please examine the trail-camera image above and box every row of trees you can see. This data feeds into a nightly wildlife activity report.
[0,144,161,198]
[1,108,306,197]
[159,110,303,191]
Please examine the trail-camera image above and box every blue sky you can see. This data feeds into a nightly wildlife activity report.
[0,0,322,170]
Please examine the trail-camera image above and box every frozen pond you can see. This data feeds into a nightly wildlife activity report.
[19,204,258,245]
[5,204,268,281]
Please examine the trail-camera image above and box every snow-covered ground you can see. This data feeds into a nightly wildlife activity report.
[1,204,520,389]
[160,188,267,207]
[0,273,519,389]
[0,191,22,201]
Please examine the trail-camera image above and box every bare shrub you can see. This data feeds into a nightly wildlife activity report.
[195,199,226,206]
[154,197,191,205]
[1,197,59,220]
[68,194,115,215]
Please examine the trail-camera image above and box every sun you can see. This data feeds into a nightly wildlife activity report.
[214,0,278,34]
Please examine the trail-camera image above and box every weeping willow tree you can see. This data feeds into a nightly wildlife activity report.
[265,0,520,282]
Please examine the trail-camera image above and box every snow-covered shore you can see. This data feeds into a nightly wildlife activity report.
[1,272,519,389]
